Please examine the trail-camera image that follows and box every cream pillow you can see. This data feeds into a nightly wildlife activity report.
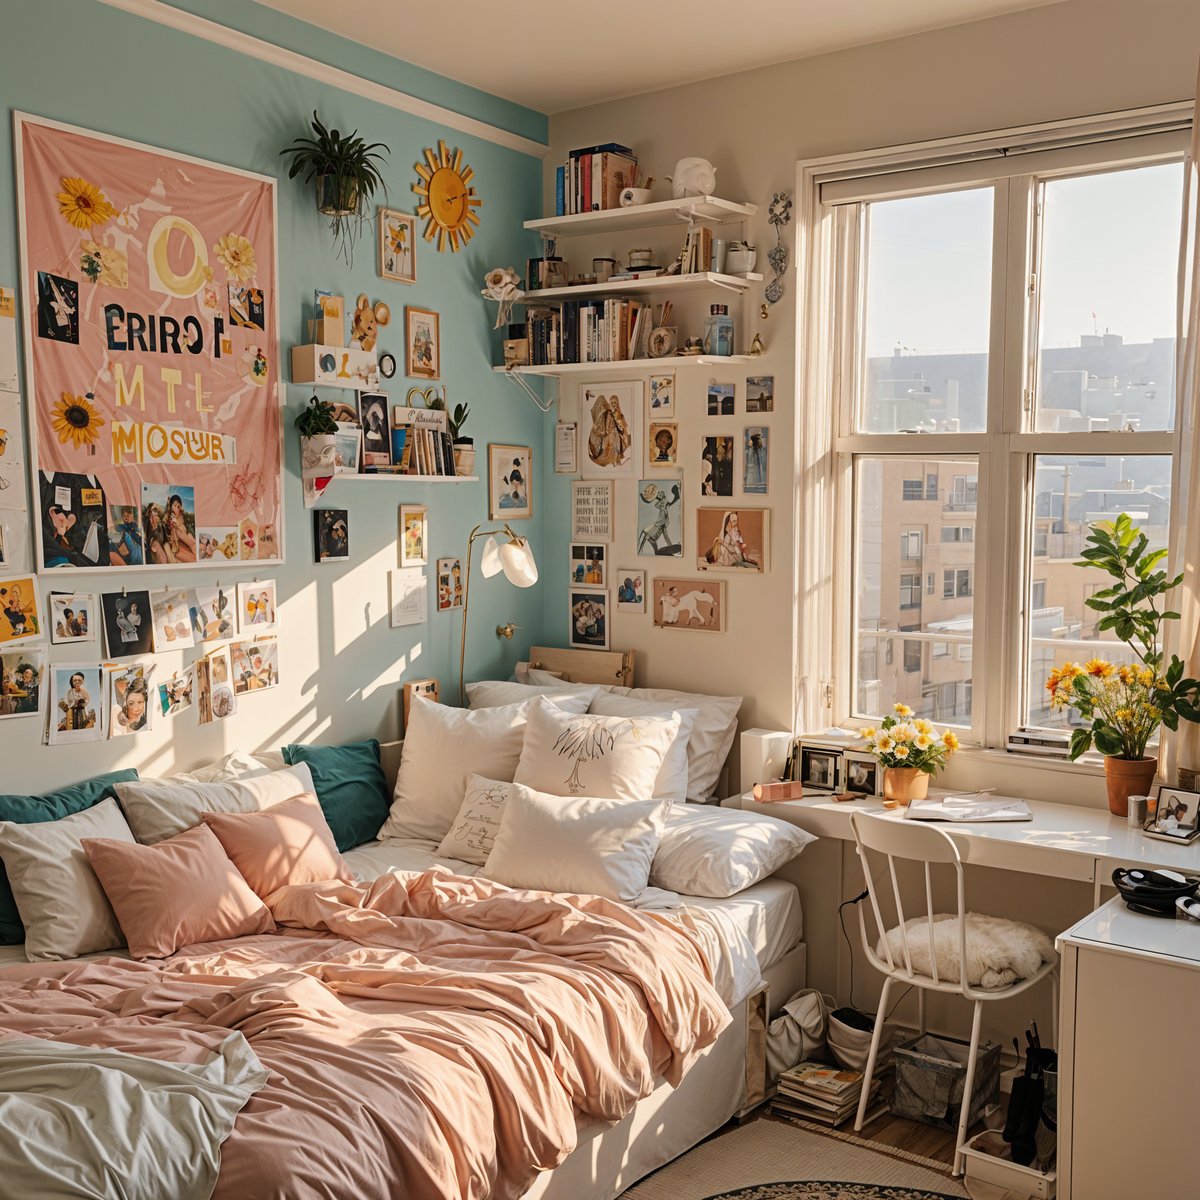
[0,798,134,961]
[587,694,698,807]
[436,774,514,865]
[114,764,315,845]
[467,679,599,710]
[380,694,589,843]
[483,783,664,903]
[514,696,681,802]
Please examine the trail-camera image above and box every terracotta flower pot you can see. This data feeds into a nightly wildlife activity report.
[882,767,930,806]
[1104,755,1158,818]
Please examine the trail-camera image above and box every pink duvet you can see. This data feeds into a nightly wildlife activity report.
[0,869,730,1200]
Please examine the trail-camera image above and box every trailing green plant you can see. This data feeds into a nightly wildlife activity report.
[280,111,389,263]
[295,394,338,437]
[1046,513,1200,760]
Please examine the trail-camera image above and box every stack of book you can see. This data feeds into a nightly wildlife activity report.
[528,298,651,365]
[555,142,639,215]
[771,1062,887,1128]
[382,405,456,477]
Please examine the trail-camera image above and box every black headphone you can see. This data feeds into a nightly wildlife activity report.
[1112,867,1199,917]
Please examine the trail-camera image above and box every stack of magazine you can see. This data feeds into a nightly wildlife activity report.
[771,1062,887,1128]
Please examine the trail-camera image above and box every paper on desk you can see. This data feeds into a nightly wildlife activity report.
[906,795,1033,822]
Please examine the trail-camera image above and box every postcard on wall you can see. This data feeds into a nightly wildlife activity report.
[237,580,277,633]
[158,666,195,718]
[194,656,214,726]
[110,663,152,738]
[198,527,238,561]
[0,647,45,719]
[746,375,775,413]
[648,420,678,467]
[379,208,417,284]
[0,576,42,646]
[636,479,682,558]
[314,509,350,563]
[648,373,674,417]
[390,567,428,628]
[436,557,463,611]
[150,586,196,652]
[206,646,237,721]
[231,635,279,694]
[360,393,391,469]
[615,568,645,613]
[696,507,769,573]
[571,480,612,542]
[399,505,428,567]
[488,445,532,520]
[580,381,642,479]
[141,483,197,565]
[569,590,609,650]
[700,435,735,497]
[49,663,105,744]
[100,590,153,658]
[743,426,769,494]
[569,543,607,589]
[190,586,235,642]
[707,382,735,416]
[555,422,577,474]
[652,578,726,632]
[49,592,96,644]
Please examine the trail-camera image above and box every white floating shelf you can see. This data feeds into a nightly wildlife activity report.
[493,356,756,377]
[523,271,763,303]
[525,196,757,238]
[325,473,478,484]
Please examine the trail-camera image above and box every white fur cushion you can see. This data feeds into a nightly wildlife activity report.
[514,697,681,802]
[877,913,1056,990]
[436,774,513,866]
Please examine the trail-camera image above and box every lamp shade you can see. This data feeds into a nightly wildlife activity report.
[499,536,538,587]
[479,535,504,578]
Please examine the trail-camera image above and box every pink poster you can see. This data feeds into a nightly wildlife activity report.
[15,114,281,572]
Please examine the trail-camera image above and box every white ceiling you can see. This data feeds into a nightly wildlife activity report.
[254,0,1063,115]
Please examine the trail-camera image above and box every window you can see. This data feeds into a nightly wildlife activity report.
[822,117,1189,749]
[900,530,923,559]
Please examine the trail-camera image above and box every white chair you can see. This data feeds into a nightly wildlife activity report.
[848,811,1058,1176]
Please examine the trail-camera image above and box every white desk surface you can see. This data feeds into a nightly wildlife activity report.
[1058,895,1200,967]
[740,790,1200,890]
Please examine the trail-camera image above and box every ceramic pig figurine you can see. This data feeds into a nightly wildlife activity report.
[668,157,717,199]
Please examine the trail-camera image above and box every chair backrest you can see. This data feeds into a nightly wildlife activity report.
[849,811,969,993]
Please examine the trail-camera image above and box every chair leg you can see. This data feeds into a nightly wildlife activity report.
[917,987,927,1036]
[854,976,892,1133]
[952,999,984,1178]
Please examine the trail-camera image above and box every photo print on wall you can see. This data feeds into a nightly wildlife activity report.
[49,663,104,745]
[0,577,41,646]
[652,577,726,632]
[581,382,641,479]
[648,421,678,466]
[0,648,45,719]
[707,382,735,417]
[569,590,609,650]
[190,586,235,642]
[158,666,195,718]
[100,590,153,659]
[700,435,735,497]
[314,508,349,563]
[648,373,674,417]
[743,426,769,494]
[150,586,196,652]
[696,507,770,573]
[236,580,277,633]
[746,375,775,413]
[615,568,645,613]
[636,480,682,558]
[488,445,532,520]
[231,636,279,694]
[436,557,463,611]
[569,544,607,589]
[110,663,152,738]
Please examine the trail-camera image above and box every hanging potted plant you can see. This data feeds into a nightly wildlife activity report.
[1047,514,1200,816]
[280,112,389,263]
[295,394,339,480]
[861,705,958,805]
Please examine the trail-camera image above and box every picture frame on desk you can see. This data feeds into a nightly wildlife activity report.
[842,750,882,797]
[1143,785,1200,843]
[798,742,842,793]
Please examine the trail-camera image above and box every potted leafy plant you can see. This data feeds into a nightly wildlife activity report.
[860,704,959,805]
[295,394,339,479]
[280,112,389,263]
[428,396,474,475]
[1046,514,1200,815]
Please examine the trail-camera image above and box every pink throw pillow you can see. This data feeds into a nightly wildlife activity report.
[201,792,355,899]
[82,823,275,958]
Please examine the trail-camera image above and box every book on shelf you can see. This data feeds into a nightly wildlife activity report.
[562,143,638,214]
[387,405,454,476]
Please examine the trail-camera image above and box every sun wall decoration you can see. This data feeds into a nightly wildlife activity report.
[412,141,481,253]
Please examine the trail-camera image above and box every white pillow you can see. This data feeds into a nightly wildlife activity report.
[0,798,134,960]
[436,774,513,865]
[175,750,270,783]
[595,685,742,801]
[514,696,681,802]
[114,763,315,845]
[587,693,697,808]
[467,679,599,710]
[483,783,663,903]
[380,694,589,842]
[526,667,568,685]
[649,805,817,898]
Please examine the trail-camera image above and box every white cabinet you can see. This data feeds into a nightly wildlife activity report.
[1057,898,1200,1199]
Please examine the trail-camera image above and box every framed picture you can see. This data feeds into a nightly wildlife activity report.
[488,444,532,520]
[49,592,96,644]
[236,579,277,633]
[696,506,769,573]
[389,567,428,627]
[569,590,609,650]
[746,375,775,413]
[637,479,682,558]
[707,382,735,416]
[615,568,645,613]
[0,576,42,645]
[0,647,45,720]
[436,557,463,611]
[843,751,882,796]
[569,543,607,589]
[100,590,153,658]
[189,586,235,642]
[798,742,842,792]
[359,393,391,469]
[648,420,678,467]
[314,509,349,563]
[580,381,642,479]
[571,480,612,541]
[651,577,726,631]
[378,207,416,284]
[49,663,104,744]
[399,505,428,567]
[648,372,675,417]
[744,426,769,494]
[1146,785,1200,839]
[701,435,735,497]
[149,586,196,652]
[406,306,440,379]
[334,424,361,474]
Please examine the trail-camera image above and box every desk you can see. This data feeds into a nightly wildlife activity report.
[738,791,1200,904]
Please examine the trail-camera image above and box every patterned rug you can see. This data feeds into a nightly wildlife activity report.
[703,1186,961,1200]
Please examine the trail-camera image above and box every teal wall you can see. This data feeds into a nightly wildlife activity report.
[0,0,549,792]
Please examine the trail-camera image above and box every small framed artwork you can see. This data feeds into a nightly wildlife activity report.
[555,421,577,474]
[569,544,607,589]
[580,381,642,479]
[0,647,45,720]
[488,444,532,520]
[436,557,463,611]
[701,435,735,497]
[652,577,726,631]
[314,509,349,563]
[648,420,678,466]
[333,424,361,474]
[798,742,842,793]
[378,207,416,284]
[707,382,735,416]
[49,592,96,644]
[1144,785,1200,843]
[390,567,428,627]
[400,505,428,567]
[648,372,675,417]
[746,375,775,413]
[236,580,277,633]
[569,589,609,650]
[49,663,104,745]
[359,392,391,469]
[637,479,682,558]
[230,636,279,693]
[571,480,612,541]
[744,426,769,494]
[406,306,440,379]
[696,507,769,573]
[0,576,42,646]
[843,751,882,796]
[100,590,153,659]
[615,568,645,613]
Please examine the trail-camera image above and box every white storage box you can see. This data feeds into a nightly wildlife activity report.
[290,343,379,389]
[961,1131,1056,1200]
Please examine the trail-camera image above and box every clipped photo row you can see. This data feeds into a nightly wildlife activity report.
[568,570,729,651]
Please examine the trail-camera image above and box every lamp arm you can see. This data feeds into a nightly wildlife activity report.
[457,522,522,706]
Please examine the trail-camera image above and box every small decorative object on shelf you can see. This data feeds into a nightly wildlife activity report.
[668,157,717,199]
[703,304,735,356]
[749,332,767,356]
[296,395,339,481]
[765,191,792,307]
[350,294,391,352]
[481,267,523,329]
[1047,514,1200,815]
[428,394,473,476]
[860,703,959,807]
[280,111,389,263]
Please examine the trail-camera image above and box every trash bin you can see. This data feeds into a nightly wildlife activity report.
[892,1033,1000,1131]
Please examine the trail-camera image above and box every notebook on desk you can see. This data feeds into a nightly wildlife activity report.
[906,794,1033,822]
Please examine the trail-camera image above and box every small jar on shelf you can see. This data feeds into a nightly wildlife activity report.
[703,304,735,356]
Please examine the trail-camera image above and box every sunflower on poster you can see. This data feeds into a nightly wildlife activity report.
[213,233,257,282]
[56,176,116,232]
[51,392,104,450]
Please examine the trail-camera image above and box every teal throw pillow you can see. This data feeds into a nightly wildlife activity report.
[281,739,389,852]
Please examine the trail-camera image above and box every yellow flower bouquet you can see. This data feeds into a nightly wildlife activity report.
[1047,660,1166,760]
[861,703,959,775]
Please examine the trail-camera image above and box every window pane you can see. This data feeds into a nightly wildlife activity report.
[854,456,976,726]
[1024,453,1172,730]
[1035,162,1183,432]
[860,188,993,434]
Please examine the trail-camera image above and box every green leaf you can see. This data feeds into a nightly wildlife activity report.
[1094,726,1123,756]
[1069,729,1094,760]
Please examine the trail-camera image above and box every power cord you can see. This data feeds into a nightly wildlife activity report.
[838,889,868,1010]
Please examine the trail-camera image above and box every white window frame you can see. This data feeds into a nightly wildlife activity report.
[796,103,1192,759]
